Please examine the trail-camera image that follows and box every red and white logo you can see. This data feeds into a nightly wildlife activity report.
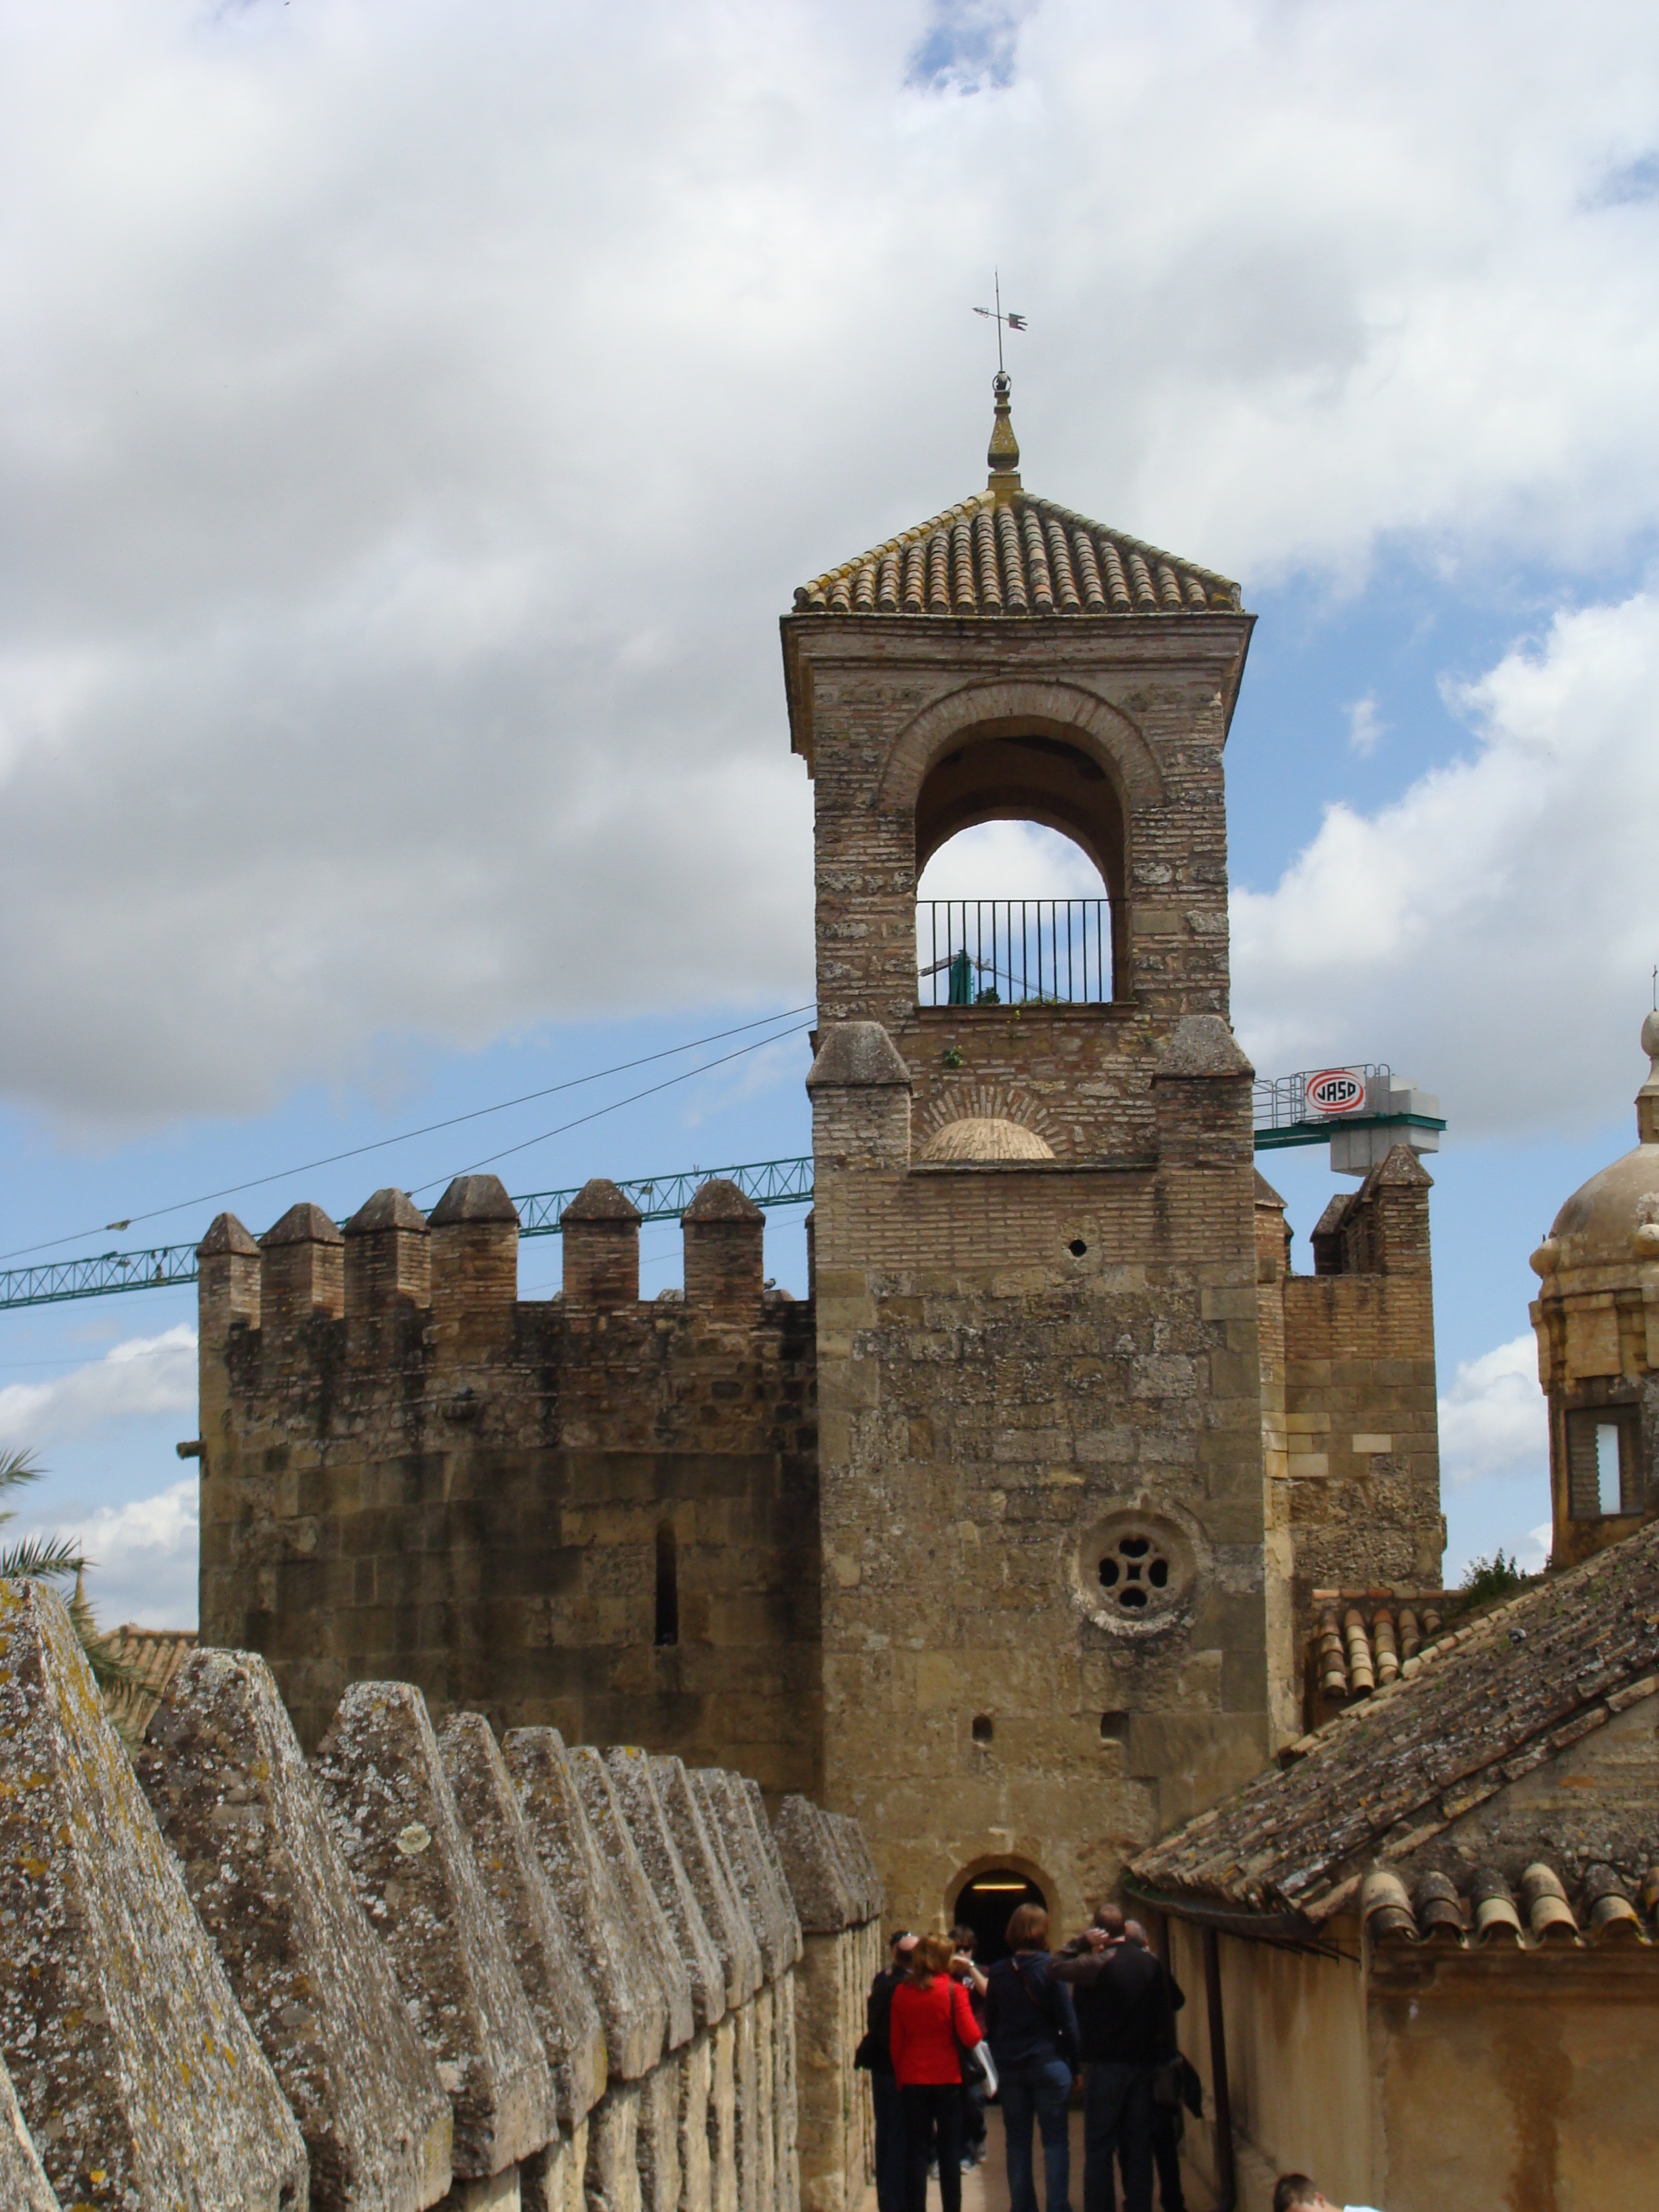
[1306,1068,1367,1115]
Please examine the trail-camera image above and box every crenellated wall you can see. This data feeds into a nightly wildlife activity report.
[1255,1147,1443,1652]
[196,1176,820,1781]
[0,1579,880,2212]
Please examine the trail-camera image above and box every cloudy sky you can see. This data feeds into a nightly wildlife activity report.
[2,0,1656,1624]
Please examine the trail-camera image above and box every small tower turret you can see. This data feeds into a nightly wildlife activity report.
[1530,1014,1659,1565]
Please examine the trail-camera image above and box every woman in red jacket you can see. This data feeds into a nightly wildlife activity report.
[888,1931,982,2212]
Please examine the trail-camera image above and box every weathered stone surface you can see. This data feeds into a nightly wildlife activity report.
[651,1755,762,2007]
[584,2083,642,2212]
[0,2050,60,2212]
[804,1023,913,1090]
[504,1727,668,2078]
[138,1647,453,2212]
[520,2116,588,2212]
[607,1748,726,2028]
[313,1682,555,2179]
[708,2013,739,2212]
[0,1580,308,2212]
[772,1797,857,1934]
[825,1814,884,1923]
[441,1711,606,2123]
[568,1744,696,2050]
[742,1776,804,1967]
[694,1769,793,1980]
[1151,1012,1254,1080]
[634,2059,682,2212]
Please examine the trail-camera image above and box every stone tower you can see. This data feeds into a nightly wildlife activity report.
[784,377,1280,1929]
[1530,1012,1659,1567]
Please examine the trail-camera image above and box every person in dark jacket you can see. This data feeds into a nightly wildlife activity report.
[1124,1920,1187,2212]
[949,1925,991,2171]
[1050,1906,1179,2212]
[982,1903,1081,2212]
[867,1930,919,2212]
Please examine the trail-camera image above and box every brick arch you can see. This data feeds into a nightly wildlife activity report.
[888,678,1158,999]
[876,678,1166,825]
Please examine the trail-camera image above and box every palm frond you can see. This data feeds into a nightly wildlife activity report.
[0,1446,43,1533]
[0,1535,85,1582]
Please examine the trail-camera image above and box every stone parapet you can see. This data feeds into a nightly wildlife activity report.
[0,1578,875,2212]
[138,1648,454,2211]
[0,1581,308,2212]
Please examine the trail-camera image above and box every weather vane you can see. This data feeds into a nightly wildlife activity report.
[973,270,1026,373]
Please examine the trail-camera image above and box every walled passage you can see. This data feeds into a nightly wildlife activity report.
[0,1579,880,2212]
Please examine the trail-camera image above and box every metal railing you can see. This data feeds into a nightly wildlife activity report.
[917,899,1111,1006]
[1252,1065,1391,1139]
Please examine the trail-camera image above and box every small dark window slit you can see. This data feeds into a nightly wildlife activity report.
[1068,1239,1087,1257]
[655,1521,679,1647]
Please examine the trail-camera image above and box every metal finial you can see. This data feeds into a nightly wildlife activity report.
[987,369,1021,495]
[975,272,1025,497]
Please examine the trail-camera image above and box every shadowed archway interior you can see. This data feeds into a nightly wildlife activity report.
[915,725,1128,998]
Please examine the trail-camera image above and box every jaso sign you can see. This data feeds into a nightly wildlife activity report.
[1307,1068,1368,1116]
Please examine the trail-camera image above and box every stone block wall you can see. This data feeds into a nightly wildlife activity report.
[196,1179,819,1784]
[808,1013,1275,1932]
[0,1580,880,2212]
[1255,1149,1443,1648]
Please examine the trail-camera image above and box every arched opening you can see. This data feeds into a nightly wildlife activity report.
[916,804,1118,1006]
[951,1866,1048,1966]
[654,1521,679,1647]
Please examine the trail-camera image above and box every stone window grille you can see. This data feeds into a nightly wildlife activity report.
[1097,1531,1174,1615]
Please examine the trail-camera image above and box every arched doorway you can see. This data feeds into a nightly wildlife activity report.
[951,1866,1048,1966]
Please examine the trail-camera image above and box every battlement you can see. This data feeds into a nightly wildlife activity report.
[0,1578,880,2212]
[197,1174,820,1773]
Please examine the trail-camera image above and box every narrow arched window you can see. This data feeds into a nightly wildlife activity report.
[654,1521,679,1647]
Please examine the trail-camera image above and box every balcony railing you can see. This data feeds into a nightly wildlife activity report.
[917,899,1111,1006]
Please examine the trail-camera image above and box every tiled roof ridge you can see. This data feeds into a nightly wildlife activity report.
[791,489,1242,617]
[1130,1520,1659,1917]
[1359,1857,1659,1952]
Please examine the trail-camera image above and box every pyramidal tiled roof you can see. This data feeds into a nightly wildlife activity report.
[790,375,1240,620]
[792,489,1240,619]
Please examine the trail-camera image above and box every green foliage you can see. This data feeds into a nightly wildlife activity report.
[1459,1547,1534,1607]
[0,1446,136,1695]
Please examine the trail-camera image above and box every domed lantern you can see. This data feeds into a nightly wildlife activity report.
[1530,1014,1659,1567]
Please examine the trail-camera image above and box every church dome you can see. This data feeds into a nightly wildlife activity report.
[921,1116,1054,1163]
[1533,1013,1659,1278]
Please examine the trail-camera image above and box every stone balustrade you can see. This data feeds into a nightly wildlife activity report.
[0,1580,880,2212]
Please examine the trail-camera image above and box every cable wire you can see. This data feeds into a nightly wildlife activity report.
[0,1004,815,1263]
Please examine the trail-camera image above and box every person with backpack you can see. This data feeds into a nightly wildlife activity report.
[861,1929,919,2212]
[982,1902,1081,2212]
[887,1931,983,2212]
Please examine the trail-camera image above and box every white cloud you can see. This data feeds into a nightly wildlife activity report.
[0,1326,197,1447]
[1,2,1658,1127]
[1345,693,1385,757]
[31,1479,199,1633]
[1233,588,1659,1136]
[1437,1333,1549,1490]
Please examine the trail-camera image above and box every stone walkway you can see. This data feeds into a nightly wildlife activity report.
[862,2105,1212,2212]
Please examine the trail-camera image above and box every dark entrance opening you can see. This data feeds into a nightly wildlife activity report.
[952,1868,1047,1966]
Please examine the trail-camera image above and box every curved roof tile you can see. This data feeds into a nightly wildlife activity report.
[792,489,1241,621]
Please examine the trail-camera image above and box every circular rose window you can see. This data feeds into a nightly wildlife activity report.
[1098,1531,1173,1612]
[1073,1511,1197,1636]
